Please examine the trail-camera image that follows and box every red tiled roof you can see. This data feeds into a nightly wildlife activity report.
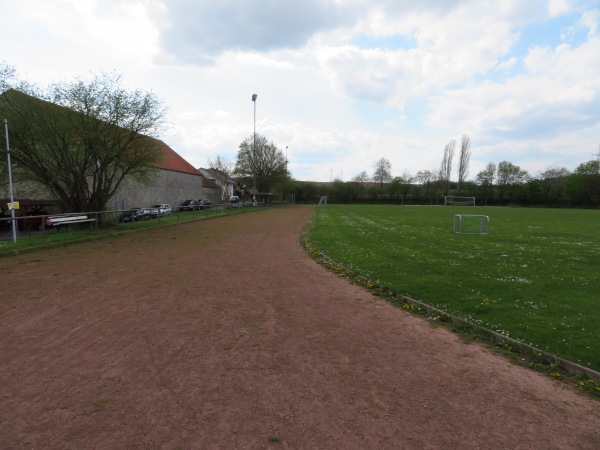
[153,139,202,176]
[2,89,206,181]
[202,176,220,189]
[151,140,218,190]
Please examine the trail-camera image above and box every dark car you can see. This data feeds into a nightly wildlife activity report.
[198,199,212,210]
[180,199,201,211]
[121,208,151,222]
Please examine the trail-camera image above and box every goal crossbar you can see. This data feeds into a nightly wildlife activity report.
[454,214,490,235]
[445,196,475,206]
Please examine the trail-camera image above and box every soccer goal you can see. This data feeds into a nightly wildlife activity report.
[454,214,490,235]
[318,196,327,206]
[445,196,476,206]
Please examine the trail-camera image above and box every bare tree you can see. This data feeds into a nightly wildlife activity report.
[457,134,471,194]
[207,155,234,201]
[373,158,392,200]
[438,140,455,196]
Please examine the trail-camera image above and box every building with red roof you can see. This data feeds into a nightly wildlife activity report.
[112,138,220,212]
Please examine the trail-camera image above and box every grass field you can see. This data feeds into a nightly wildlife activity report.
[306,205,600,372]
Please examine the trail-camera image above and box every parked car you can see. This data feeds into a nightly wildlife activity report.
[229,196,240,204]
[149,204,172,217]
[121,208,151,222]
[20,209,50,231]
[198,199,212,209]
[180,199,201,211]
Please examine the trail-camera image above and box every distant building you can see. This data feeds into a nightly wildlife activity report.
[198,168,238,201]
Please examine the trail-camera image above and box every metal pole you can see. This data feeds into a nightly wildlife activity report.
[285,145,288,203]
[252,94,257,206]
[4,119,17,243]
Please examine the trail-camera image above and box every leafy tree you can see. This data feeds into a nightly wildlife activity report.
[389,177,403,200]
[565,160,600,205]
[398,170,414,203]
[476,162,496,205]
[331,178,358,203]
[234,133,287,194]
[496,161,529,201]
[539,166,570,205]
[373,157,392,200]
[415,169,436,203]
[0,68,166,213]
[351,170,369,199]
[293,180,320,203]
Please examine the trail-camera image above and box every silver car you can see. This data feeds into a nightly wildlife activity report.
[149,204,172,217]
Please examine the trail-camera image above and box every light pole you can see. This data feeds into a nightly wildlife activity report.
[251,94,257,206]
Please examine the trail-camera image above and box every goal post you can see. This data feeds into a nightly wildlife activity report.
[318,196,327,206]
[445,196,476,206]
[454,214,490,235]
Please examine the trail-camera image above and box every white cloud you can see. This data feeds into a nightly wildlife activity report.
[2,0,599,182]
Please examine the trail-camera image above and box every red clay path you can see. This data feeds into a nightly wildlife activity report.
[1,205,599,449]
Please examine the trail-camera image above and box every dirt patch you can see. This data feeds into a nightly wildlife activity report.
[1,206,599,449]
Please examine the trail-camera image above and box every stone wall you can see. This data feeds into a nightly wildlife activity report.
[111,170,220,212]
[2,169,220,214]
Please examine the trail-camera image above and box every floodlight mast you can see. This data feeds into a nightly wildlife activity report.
[252,94,257,206]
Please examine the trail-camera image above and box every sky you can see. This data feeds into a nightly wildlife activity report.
[1,0,599,182]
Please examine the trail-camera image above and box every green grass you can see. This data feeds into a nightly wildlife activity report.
[306,205,600,372]
[0,206,251,257]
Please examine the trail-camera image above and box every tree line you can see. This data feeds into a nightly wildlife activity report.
[2,62,597,211]
[291,135,600,207]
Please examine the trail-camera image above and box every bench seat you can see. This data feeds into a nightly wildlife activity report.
[45,215,96,231]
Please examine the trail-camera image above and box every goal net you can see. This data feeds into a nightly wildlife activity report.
[454,214,490,235]
[445,196,475,206]
[318,196,327,206]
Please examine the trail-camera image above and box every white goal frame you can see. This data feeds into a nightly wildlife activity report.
[318,196,327,206]
[454,214,490,235]
[445,196,476,206]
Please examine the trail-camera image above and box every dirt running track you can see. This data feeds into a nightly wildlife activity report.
[1,206,599,449]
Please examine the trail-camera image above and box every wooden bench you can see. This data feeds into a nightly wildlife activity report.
[44,214,96,232]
